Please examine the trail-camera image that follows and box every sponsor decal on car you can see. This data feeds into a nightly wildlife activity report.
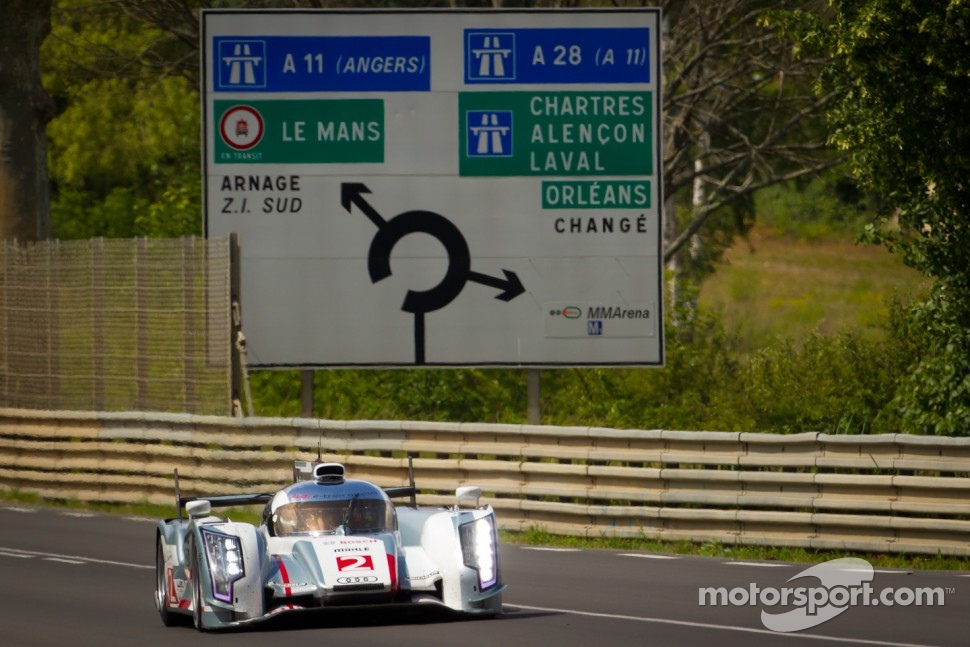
[337,554,375,571]
[273,555,292,597]
[336,576,380,585]
[407,570,441,582]
[166,569,180,606]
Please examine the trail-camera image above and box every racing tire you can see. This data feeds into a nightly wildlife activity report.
[192,552,208,632]
[155,536,179,627]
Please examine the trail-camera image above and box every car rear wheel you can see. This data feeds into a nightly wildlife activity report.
[155,537,178,627]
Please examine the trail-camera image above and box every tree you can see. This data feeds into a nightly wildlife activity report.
[43,0,202,239]
[659,0,838,289]
[0,0,54,242]
[801,0,970,434]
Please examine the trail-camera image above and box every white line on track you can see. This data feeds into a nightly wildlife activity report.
[724,561,790,567]
[0,546,151,570]
[520,547,581,552]
[843,568,911,575]
[45,557,86,565]
[507,603,943,647]
[618,553,679,559]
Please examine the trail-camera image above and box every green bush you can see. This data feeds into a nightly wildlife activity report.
[738,332,907,434]
[248,294,944,434]
[884,291,970,436]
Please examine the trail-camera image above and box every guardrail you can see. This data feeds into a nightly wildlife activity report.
[2,407,969,556]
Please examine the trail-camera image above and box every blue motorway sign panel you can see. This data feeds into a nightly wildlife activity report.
[464,28,650,85]
[213,35,431,92]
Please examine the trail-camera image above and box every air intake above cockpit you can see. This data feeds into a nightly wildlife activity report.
[313,462,346,484]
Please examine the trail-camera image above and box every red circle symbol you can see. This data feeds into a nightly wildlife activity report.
[219,105,264,150]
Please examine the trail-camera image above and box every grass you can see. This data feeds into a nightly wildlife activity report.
[4,490,967,572]
[699,226,930,351]
[501,526,970,572]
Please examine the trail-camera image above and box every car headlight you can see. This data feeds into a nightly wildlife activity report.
[459,516,498,590]
[201,529,245,603]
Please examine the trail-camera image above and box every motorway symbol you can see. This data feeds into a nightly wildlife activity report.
[218,40,267,89]
[467,111,513,157]
[466,32,515,81]
[341,182,525,364]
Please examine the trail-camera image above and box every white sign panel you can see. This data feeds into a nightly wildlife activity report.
[202,9,664,368]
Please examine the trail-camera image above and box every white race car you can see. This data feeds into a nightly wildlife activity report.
[155,460,504,630]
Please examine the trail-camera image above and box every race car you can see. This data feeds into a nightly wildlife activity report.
[154,459,504,630]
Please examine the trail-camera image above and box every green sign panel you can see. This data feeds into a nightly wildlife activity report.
[213,99,384,164]
[459,91,653,177]
[541,180,652,210]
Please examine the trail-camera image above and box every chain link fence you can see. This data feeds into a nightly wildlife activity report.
[0,237,234,415]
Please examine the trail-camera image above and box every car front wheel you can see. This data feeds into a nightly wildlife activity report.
[192,552,207,632]
[155,537,179,627]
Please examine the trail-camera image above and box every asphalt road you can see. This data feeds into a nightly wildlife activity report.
[0,505,966,646]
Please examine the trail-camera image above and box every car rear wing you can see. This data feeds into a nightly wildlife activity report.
[292,456,418,508]
[173,469,273,520]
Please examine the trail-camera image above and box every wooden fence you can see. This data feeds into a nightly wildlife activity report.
[1,407,969,556]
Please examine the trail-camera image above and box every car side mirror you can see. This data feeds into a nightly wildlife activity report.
[455,486,482,509]
[186,500,212,518]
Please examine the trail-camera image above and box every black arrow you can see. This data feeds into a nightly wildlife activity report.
[341,183,384,228]
[468,269,526,302]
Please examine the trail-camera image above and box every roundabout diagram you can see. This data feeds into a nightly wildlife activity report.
[341,182,525,363]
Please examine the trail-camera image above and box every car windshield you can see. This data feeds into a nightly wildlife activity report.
[272,498,393,536]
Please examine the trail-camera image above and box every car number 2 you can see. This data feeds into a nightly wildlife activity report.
[336,555,374,571]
